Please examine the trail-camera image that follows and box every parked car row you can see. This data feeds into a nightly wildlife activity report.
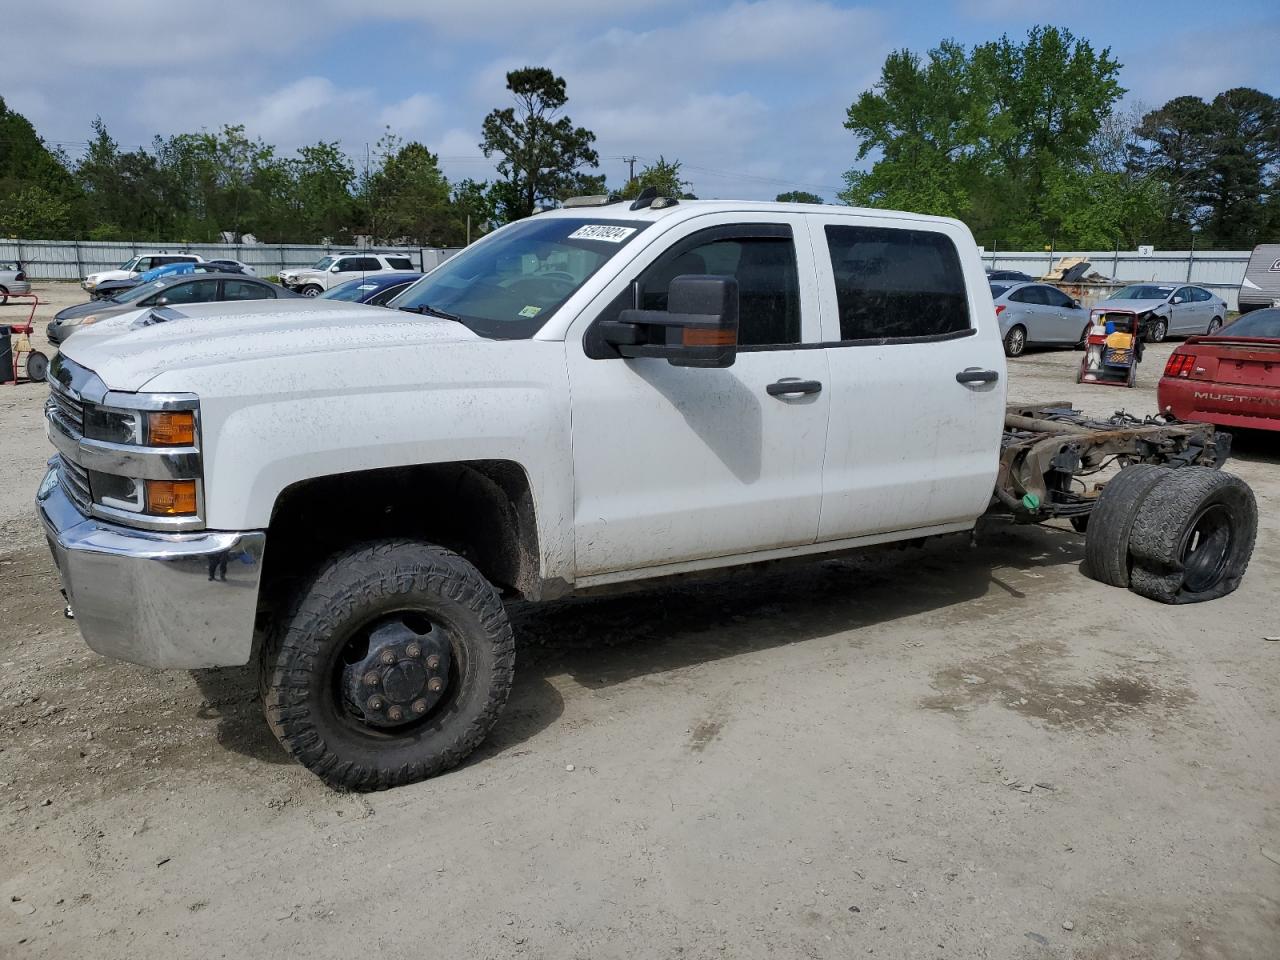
[990,278,1230,357]
[48,273,297,344]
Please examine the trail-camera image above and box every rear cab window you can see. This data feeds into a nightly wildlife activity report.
[821,224,971,343]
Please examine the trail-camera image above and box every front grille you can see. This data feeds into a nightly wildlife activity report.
[48,378,84,432]
[59,456,92,514]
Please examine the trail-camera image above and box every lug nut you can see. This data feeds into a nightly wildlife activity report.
[367,696,384,711]
[405,643,421,658]
[427,677,444,693]
[364,671,379,686]
[412,699,428,714]
[425,654,441,670]
[387,706,403,722]
[379,650,396,665]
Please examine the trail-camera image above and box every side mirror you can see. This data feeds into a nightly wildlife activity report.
[599,275,739,368]
[1072,298,1082,309]
[1171,296,1183,304]
[330,265,341,273]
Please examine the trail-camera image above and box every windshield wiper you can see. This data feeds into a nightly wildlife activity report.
[399,303,463,323]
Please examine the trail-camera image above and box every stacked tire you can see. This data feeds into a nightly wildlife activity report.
[1084,465,1257,604]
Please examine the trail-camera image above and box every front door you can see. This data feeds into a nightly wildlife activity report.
[566,216,830,579]
[808,216,1007,540]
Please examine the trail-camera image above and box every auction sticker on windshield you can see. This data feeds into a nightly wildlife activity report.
[568,225,637,243]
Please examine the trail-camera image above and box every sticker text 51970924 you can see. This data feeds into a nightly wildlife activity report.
[568,225,637,244]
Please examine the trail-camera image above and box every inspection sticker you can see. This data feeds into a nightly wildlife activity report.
[568,224,637,243]
[518,305,543,318]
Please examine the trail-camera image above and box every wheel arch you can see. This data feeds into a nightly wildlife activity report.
[259,460,546,610]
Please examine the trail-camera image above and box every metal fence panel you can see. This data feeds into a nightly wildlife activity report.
[982,249,1252,310]
[0,239,462,281]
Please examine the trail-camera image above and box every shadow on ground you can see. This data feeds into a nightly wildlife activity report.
[185,523,1087,769]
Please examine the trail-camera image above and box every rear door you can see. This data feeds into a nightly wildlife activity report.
[1007,285,1052,343]
[1041,285,1088,343]
[810,216,1006,540]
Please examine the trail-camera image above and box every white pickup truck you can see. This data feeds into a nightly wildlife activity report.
[37,197,1257,790]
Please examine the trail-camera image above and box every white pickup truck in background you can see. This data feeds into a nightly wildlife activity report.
[37,196,1256,790]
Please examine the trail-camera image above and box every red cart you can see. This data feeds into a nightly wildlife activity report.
[3,293,48,384]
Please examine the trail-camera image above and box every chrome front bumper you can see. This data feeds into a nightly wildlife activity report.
[36,466,266,668]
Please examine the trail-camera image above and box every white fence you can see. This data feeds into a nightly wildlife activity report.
[0,239,463,280]
[1,237,1256,310]
[982,249,1251,310]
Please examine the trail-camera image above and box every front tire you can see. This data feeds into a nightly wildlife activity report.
[301,284,323,297]
[0,285,8,305]
[1003,325,1027,357]
[1147,318,1167,343]
[260,540,515,790]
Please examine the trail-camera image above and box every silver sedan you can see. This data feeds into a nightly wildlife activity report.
[1090,284,1228,342]
[990,281,1090,357]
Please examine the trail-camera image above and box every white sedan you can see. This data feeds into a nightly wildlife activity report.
[1091,283,1228,342]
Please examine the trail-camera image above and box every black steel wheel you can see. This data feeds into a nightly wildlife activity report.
[260,540,514,790]
[1127,468,1257,603]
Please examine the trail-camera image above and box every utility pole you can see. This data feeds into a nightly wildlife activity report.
[623,156,637,183]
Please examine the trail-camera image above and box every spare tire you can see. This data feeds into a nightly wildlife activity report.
[1127,467,1257,603]
[1083,464,1173,588]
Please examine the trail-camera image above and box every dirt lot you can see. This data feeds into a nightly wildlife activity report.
[2,283,1278,959]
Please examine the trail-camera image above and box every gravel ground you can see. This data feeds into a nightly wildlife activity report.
[1,282,1278,959]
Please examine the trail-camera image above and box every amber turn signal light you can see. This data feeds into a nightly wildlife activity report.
[146,410,196,446]
[145,480,198,515]
[682,327,736,347]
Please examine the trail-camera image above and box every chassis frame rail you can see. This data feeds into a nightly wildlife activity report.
[993,403,1227,522]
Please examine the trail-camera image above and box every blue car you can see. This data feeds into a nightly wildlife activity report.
[318,271,423,306]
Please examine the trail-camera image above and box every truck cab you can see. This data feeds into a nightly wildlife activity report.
[40,198,1010,789]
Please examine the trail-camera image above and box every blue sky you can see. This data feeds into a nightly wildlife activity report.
[3,0,1277,201]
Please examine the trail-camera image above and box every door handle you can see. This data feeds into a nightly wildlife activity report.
[956,368,999,384]
[767,379,823,397]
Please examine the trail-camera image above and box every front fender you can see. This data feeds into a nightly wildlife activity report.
[163,341,576,584]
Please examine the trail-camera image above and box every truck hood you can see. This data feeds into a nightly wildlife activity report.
[59,299,483,392]
[1092,298,1167,313]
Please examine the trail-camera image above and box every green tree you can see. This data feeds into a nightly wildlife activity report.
[0,96,84,235]
[480,67,600,220]
[775,191,824,204]
[285,141,358,242]
[619,156,691,199]
[841,27,1127,246]
[362,132,453,244]
[1134,88,1280,247]
[0,184,73,236]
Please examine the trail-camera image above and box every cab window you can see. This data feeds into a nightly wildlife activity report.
[824,225,970,341]
[635,226,801,347]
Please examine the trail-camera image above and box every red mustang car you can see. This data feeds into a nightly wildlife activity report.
[1158,308,1280,432]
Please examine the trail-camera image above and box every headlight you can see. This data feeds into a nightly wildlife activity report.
[87,473,199,516]
[83,407,195,447]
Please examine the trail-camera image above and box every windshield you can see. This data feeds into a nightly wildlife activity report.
[310,256,335,270]
[389,217,649,338]
[118,257,141,272]
[1218,309,1280,339]
[1113,284,1174,300]
[320,278,381,302]
[989,283,1011,298]
[110,279,169,304]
